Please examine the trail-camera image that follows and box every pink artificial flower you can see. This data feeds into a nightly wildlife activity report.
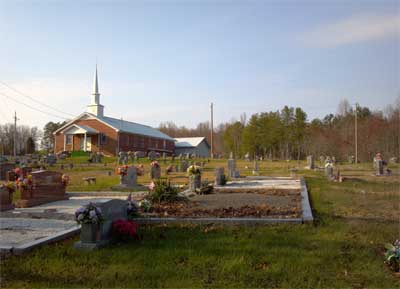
[148,181,156,191]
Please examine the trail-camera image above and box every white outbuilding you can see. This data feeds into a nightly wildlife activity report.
[174,137,211,157]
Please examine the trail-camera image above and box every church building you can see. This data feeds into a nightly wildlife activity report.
[53,67,175,156]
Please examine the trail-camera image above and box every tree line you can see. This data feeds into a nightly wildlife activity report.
[1,98,398,162]
[159,98,399,162]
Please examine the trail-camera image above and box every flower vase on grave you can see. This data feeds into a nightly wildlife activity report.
[80,223,99,243]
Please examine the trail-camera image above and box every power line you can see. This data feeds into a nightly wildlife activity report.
[0,91,69,120]
[0,93,12,122]
[0,80,76,117]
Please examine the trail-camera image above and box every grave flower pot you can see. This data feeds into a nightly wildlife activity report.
[80,223,98,243]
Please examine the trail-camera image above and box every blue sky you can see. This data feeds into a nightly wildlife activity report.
[0,0,398,129]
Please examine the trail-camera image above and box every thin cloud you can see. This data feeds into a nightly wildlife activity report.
[301,13,400,47]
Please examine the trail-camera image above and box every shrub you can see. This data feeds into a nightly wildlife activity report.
[139,199,152,212]
[148,178,180,203]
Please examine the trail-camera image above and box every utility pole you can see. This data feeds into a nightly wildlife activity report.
[210,102,214,158]
[13,111,18,159]
[354,103,358,164]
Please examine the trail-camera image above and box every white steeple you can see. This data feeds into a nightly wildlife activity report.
[92,64,100,104]
[87,64,104,117]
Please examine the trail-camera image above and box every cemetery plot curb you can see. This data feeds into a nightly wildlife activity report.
[137,176,314,225]
[134,217,304,225]
[300,177,314,223]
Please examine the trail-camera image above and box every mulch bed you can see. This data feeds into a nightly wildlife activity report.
[148,201,302,218]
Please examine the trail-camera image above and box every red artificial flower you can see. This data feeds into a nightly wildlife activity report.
[112,219,139,239]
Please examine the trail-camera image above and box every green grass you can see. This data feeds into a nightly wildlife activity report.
[1,159,399,288]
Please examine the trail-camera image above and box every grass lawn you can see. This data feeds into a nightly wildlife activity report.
[1,159,399,288]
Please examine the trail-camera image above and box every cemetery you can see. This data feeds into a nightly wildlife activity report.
[0,1,399,286]
[0,151,399,287]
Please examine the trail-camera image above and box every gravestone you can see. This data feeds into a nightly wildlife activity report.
[121,166,137,188]
[95,152,103,163]
[253,160,260,175]
[75,199,128,250]
[6,171,16,181]
[134,151,146,160]
[150,165,161,179]
[118,152,128,165]
[325,164,334,181]
[188,175,201,191]
[215,167,226,186]
[0,185,14,211]
[375,159,384,176]
[306,155,315,170]
[45,154,57,166]
[0,163,15,181]
[128,151,135,163]
[148,151,157,161]
[181,160,189,173]
[15,170,69,208]
[227,158,236,178]
[320,156,326,167]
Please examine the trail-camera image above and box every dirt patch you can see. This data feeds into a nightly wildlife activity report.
[146,191,302,218]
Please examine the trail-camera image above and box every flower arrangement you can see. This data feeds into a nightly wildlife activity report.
[151,161,160,168]
[139,199,152,212]
[112,219,139,240]
[187,165,201,176]
[127,193,139,218]
[148,181,156,191]
[61,174,70,187]
[117,165,129,176]
[14,167,22,178]
[5,182,15,194]
[135,164,145,176]
[75,202,103,224]
[385,239,400,272]
[16,176,33,191]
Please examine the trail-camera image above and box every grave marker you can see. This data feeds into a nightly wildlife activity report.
[75,199,128,250]
[121,166,137,187]
[306,155,315,169]
[15,170,69,208]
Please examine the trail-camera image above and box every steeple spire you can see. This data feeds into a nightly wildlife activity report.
[92,64,100,104]
[87,64,104,117]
